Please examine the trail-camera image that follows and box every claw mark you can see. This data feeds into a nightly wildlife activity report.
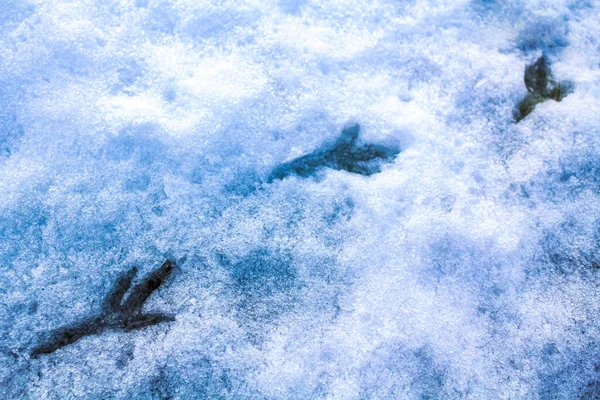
[268,123,401,182]
[31,260,176,358]
[514,56,574,122]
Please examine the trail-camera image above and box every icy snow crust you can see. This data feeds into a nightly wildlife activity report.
[1,0,600,398]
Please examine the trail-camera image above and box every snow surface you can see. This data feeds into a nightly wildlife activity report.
[2,0,600,398]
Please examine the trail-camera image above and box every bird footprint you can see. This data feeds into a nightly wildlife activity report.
[31,260,176,358]
[268,123,401,182]
[514,56,574,122]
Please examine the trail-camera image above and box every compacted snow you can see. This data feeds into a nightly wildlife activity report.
[2,0,600,398]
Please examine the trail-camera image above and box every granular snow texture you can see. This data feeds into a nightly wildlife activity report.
[2,0,600,399]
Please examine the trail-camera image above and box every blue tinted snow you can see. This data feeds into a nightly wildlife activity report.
[1,1,600,398]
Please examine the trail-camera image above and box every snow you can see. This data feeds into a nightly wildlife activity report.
[2,0,600,398]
